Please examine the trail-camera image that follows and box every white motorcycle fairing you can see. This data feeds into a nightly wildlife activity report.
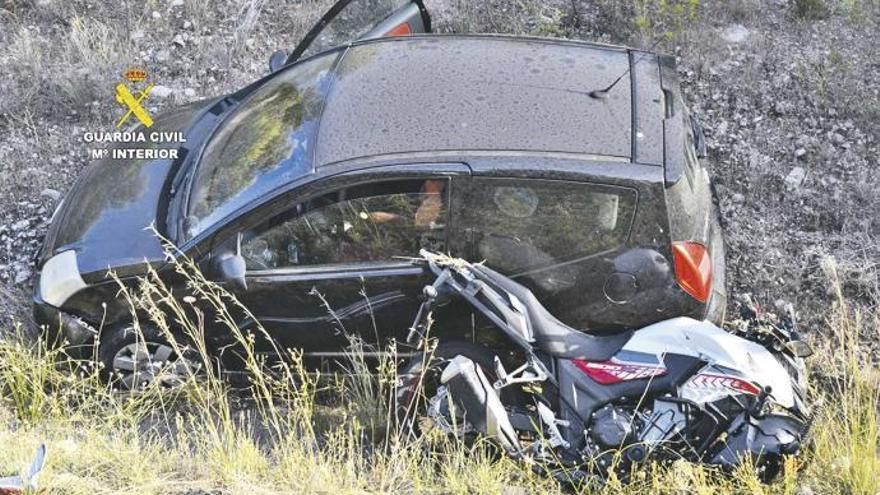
[618,317,796,408]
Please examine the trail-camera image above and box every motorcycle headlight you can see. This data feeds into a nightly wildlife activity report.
[39,250,87,307]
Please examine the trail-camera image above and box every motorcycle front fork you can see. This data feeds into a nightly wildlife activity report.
[492,355,571,452]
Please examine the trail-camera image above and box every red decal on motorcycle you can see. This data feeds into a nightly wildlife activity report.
[689,373,761,396]
[571,359,667,385]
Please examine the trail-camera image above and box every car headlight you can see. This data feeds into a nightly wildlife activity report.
[39,250,87,307]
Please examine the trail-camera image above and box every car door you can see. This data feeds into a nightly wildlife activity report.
[287,0,431,64]
[219,166,467,357]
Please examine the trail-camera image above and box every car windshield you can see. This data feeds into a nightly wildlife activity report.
[185,53,338,240]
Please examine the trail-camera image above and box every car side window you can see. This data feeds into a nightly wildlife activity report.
[241,179,448,270]
[458,178,636,274]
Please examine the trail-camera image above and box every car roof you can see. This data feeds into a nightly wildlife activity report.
[314,34,667,168]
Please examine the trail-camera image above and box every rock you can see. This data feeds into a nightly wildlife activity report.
[172,34,185,47]
[795,148,807,158]
[40,188,61,201]
[169,0,184,7]
[796,135,815,148]
[773,101,793,114]
[785,166,807,190]
[831,132,845,145]
[156,49,171,62]
[722,24,750,44]
[12,219,29,231]
[184,88,196,98]
[14,265,31,284]
[151,85,174,98]
[183,20,192,30]
[151,10,161,19]
[731,193,745,203]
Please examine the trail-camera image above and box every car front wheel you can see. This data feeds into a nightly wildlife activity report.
[97,325,202,390]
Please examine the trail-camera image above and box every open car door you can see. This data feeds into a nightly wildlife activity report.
[285,0,431,65]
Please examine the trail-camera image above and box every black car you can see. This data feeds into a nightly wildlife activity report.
[33,0,725,385]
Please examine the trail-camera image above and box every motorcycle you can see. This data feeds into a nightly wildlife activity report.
[398,251,811,482]
[0,445,46,495]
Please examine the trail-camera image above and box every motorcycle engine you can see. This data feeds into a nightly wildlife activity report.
[584,400,689,467]
[588,404,636,448]
[584,404,653,475]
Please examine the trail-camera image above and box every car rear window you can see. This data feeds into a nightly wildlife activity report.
[186,52,338,240]
[458,178,637,274]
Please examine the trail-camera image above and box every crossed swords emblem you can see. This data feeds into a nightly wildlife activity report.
[115,82,154,128]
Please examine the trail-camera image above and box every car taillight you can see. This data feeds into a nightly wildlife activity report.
[671,241,712,303]
[386,22,412,37]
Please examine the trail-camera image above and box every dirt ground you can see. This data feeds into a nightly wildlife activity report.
[0,0,877,337]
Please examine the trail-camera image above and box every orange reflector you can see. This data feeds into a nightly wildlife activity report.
[672,241,712,303]
[386,22,413,37]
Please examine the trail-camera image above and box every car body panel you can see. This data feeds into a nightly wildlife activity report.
[317,36,643,167]
[240,262,426,353]
[631,52,666,165]
[40,101,214,278]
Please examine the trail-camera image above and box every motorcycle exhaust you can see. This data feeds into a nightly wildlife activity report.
[440,356,521,455]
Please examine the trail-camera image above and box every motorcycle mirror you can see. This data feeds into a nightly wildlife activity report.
[785,340,813,358]
[268,50,287,73]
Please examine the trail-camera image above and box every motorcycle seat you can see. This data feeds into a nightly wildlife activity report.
[470,264,633,360]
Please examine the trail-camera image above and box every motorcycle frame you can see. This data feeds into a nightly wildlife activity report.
[407,259,702,452]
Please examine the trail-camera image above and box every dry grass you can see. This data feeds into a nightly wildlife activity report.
[0,250,877,494]
[0,1,878,493]
[0,15,125,119]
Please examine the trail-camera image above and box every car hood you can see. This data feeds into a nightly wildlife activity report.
[42,101,212,279]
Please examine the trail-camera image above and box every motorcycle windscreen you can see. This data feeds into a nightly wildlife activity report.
[288,0,431,64]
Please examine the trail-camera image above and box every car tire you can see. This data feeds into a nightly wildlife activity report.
[97,324,202,390]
